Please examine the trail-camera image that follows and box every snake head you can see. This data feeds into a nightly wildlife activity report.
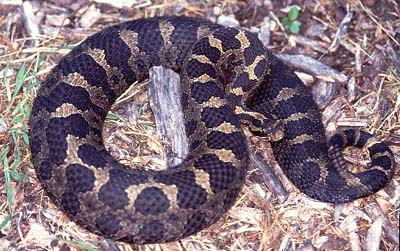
[248,119,284,142]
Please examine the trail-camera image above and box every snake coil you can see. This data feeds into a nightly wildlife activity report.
[30,16,395,244]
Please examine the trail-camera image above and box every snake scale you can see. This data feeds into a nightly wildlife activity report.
[29,16,395,244]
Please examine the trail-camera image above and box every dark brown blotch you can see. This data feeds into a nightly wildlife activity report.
[95,213,121,237]
[194,154,238,193]
[138,220,166,243]
[37,159,53,180]
[78,144,107,168]
[66,164,95,193]
[206,131,246,160]
[99,168,148,210]
[60,191,80,216]
[134,187,170,215]
[154,171,207,209]
[183,211,207,237]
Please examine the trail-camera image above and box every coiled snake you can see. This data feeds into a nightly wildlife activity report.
[29,16,395,244]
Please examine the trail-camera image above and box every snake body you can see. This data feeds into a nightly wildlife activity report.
[29,16,395,244]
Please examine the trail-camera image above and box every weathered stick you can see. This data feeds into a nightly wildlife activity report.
[148,66,188,167]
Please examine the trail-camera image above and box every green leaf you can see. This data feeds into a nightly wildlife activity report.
[0,146,10,162]
[22,133,29,145]
[0,215,11,231]
[9,170,27,182]
[288,7,299,21]
[105,113,125,123]
[10,150,21,169]
[12,65,27,100]
[289,20,301,33]
[4,170,13,214]
[282,16,290,26]
[56,239,100,251]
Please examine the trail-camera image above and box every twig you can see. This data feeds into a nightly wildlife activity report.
[258,17,271,47]
[328,7,353,52]
[364,202,399,246]
[20,1,40,46]
[277,54,348,82]
[291,35,328,54]
[249,144,288,203]
[148,66,188,167]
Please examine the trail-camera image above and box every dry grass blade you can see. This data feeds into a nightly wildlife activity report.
[357,0,400,47]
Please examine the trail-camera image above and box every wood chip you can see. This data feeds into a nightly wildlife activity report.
[0,0,22,5]
[258,17,271,46]
[364,216,383,251]
[79,5,101,29]
[291,35,328,54]
[347,76,356,102]
[311,80,339,109]
[336,118,369,127]
[249,145,288,203]
[364,202,400,245]
[20,1,40,46]
[46,13,70,26]
[348,215,362,251]
[277,54,348,83]
[93,0,148,8]
[312,235,329,249]
[217,15,240,27]
[328,10,353,52]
